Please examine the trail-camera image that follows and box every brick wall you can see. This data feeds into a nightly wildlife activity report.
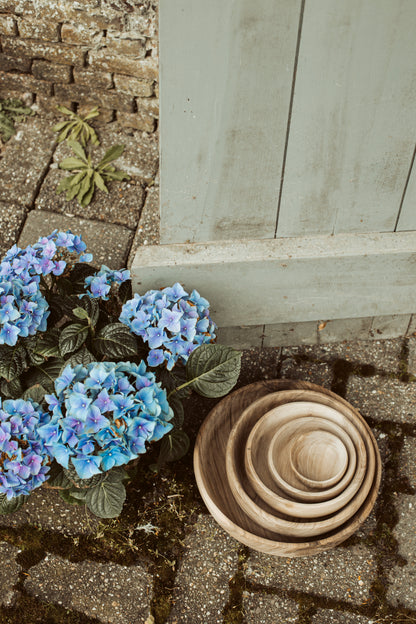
[0,0,159,132]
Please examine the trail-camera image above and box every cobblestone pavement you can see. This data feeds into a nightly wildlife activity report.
[0,114,416,624]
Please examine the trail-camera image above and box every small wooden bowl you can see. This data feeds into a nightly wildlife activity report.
[227,397,375,533]
[289,428,348,489]
[194,380,382,556]
[267,416,351,492]
[241,400,367,514]
[247,404,359,504]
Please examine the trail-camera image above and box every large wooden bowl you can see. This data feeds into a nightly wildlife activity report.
[193,380,381,556]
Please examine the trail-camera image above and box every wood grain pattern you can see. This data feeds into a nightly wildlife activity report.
[159,0,301,243]
[194,380,381,556]
[276,0,416,237]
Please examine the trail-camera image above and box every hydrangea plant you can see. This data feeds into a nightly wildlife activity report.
[0,230,242,519]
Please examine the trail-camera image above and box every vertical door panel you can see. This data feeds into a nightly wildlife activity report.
[276,0,416,237]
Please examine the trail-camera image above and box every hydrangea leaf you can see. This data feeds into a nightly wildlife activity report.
[168,395,184,429]
[64,346,95,370]
[47,465,73,489]
[59,323,89,357]
[157,430,190,467]
[22,383,48,405]
[27,358,66,393]
[185,344,242,398]
[59,489,84,505]
[77,295,99,326]
[85,479,126,518]
[0,376,23,399]
[64,463,107,489]
[118,279,132,304]
[32,329,61,358]
[93,322,138,359]
[0,493,26,515]
[0,344,27,382]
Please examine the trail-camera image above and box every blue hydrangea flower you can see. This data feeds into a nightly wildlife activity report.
[0,398,52,499]
[38,361,173,480]
[119,283,216,370]
[84,265,130,301]
[0,230,93,347]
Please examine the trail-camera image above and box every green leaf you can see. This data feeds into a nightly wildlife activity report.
[157,430,190,466]
[118,279,132,304]
[0,344,27,382]
[59,323,89,357]
[27,358,66,393]
[168,395,184,429]
[98,144,125,167]
[102,170,130,181]
[59,157,87,170]
[33,329,61,358]
[72,307,89,320]
[52,120,69,132]
[93,171,109,193]
[79,181,95,206]
[77,296,100,326]
[93,323,138,359]
[57,122,75,143]
[0,493,26,515]
[65,346,95,369]
[59,490,84,505]
[185,344,242,398]
[22,384,47,405]
[85,479,126,518]
[47,465,73,489]
[69,263,96,284]
[83,107,100,120]
[0,377,23,399]
[56,104,75,116]
[64,463,107,489]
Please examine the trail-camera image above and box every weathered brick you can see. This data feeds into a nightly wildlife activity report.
[0,53,31,73]
[126,11,158,38]
[61,23,104,46]
[18,18,59,41]
[0,71,52,96]
[18,1,122,30]
[105,34,146,58]
[73,67,113,90]
[54,83,134,113]
[117,111,155,133]
[137,96,159,118]
[36,95,74,114]
[0,14,16,36]
[88,50,158,81]
[113,73,153,97]
[32,60,72,83]
[0,89,33,105]
[2,37,86,66]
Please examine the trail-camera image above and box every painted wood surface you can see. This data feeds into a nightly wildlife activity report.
[396,150,416,231]
[275,0,416,236]
[131,231,416,327]
[159,0,301,244]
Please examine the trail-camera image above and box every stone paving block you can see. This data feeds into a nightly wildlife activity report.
[371,314,412,339]
[310,609,370,623]
[18,211,133,269]
[397,436,416,488]
[243,592,298,623]
[167,515,239,624]
[346,375,416,424]
[216,325,264,350]
[279,358,333,388]
[387,494,416,610]
[0,201,26,258]
[0,487,99,536]
[0,542,21,607]
[24,554,153,624]
[246,545,377,606]
[0,116,56,207]
[283,339,403,374]
[36,167,145,231]
[318,317,373,343]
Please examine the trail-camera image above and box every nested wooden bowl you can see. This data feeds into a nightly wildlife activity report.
[193,380,381,557]
[242,400,366,511]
